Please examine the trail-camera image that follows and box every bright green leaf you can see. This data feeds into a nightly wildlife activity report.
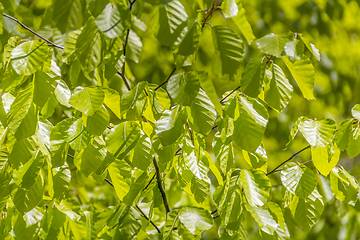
[240,169,271,206]
[282,55,315,100]
[178,207,213,236]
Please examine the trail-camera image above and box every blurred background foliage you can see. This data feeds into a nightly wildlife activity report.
[1,0,360,239]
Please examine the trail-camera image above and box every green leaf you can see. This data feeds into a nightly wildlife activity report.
[212,26,245,80]
[256,32,293,58]
[75,17,102,75]
[0,163,12,208]
[351,104,360,120]
[281,162,316,198]
[240,58,264,98]
[330,166,359,206]
[289,188,324,230]
[174,18,201,57]
[103,88,121,119]
[120,81,147,115]
[215,171,243,226]
[155,105,186,146]
[132,131,153,171]
[52,0,84,34]
[54,79,72,108]
[188,89,217,136]
[298,118,336,148]
[70,87,105,115]
[178,207,213,236]
[85,105,110,135]
[311,144,340,176]
[233,96,269,153]
[231,3,255,43]
[282,55,315,100]
[52,164,71,201]
[108,159,131,201]
[335,119,352,151]
[166,72,200,106]
[298,34,320,61]
[7,84,38,140]
[213,134,234,174]
[10,40,50,75]
[95,3,129,38]
[126,30,143,63]
[13,176,43,214]
[106,121,140,159]
[242,144,267,172]
[74,137,106,177]
[153,0,188,47]
[240,169,271,206]
[33,71,57,108]
[197,71,223,116]
[221,0,238,18]
[264,63,293,112]
[63,30,81,64]
[14,151,44,189]
[245,203,279,235]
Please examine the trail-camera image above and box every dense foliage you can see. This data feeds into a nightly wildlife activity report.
[0,0,360,239]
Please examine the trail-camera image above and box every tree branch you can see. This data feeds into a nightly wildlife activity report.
[153,157,171,214]
[266,145,311,176]
[105,178,161,233]
[3,13,64,49]
[143,173,156,191]
[154,67,177,91]
[135,205,161,234]
[117,70,131,91]
[220,85,241,104]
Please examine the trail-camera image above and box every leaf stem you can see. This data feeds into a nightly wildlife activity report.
[266,145,311,176]
[143,173,156,191]
[220,85,241,104]
[3,13,64,49]
[154,67,177,91]
[152,157,171,214]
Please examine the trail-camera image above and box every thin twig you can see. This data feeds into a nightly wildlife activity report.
[121,29,130,86]
[153,157,171,213]
[105,178,114,187]
[266,145,311,176]
[213,214,220,219]
[201,0,216,30]
[143,174,156,191]
[3,13,64,49]
[154,67,177,91]
[220,86,241,104]
[117,70,131,91]
[211,209,218,215]
[67,153,74,159]
[135,205,161,234]
[105,178,161,233]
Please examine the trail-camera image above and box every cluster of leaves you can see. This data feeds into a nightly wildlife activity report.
[0,0,359,239]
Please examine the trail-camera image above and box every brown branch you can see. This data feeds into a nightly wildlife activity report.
[153,157,171,213]
[135,205,161,234]
[129,0,137,10]
[154,67,177,91]
[143,174,156,191]
[117,70,131,91]
[3,13,64,49]
[220,86,241,104]
[266,145,311,176]
[67,153,74,158]
[105,178,161,233]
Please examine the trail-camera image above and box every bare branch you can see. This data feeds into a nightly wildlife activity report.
[220,85,241,104]
[154,67,177,91]
[153,157,171,213]
[266,145,311,176]
[3,13,64,49]
[135,205,161,233]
